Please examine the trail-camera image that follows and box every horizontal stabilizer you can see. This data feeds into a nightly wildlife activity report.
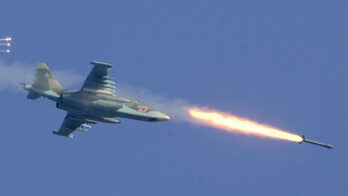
[27,91,41,100]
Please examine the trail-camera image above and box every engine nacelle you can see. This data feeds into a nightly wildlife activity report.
[92,100,122,111]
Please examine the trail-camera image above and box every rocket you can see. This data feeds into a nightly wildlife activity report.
[0,37,11,41]
[0,37,11,53]
[300,135,333,149]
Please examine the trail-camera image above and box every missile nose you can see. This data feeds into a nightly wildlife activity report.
[325,144,334,149]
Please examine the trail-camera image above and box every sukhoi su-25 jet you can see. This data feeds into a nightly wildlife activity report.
[21,61,171,138]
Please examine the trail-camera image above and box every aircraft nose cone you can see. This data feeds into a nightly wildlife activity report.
[148,111,171,121]
[157,112,171,121]
[162,114,171,121]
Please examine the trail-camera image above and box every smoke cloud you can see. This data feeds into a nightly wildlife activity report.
[0,59,84,91]
[54,70,84,89]
[0,60,34,91]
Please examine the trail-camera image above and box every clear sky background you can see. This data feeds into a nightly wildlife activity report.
[0,1,347,195]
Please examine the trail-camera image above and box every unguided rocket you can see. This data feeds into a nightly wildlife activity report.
[300,135,333,149]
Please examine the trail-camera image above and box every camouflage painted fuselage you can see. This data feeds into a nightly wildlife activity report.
[56,90,170,122]
[22,61,170,138]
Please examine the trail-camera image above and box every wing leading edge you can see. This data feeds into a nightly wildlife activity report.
[53,113,96,138]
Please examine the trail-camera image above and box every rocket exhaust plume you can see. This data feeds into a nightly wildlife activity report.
[0,37,11,41]
[188,107,302,142]
[188,107,333,148]
[0,37,11,53]
[0,49,10,53]
[0,43,10,46]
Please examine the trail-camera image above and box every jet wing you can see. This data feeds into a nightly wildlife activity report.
[81,61,116,96]
[52,113,95,138]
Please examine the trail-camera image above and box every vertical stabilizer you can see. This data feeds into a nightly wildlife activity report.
[21,63,63,100]
[32,63,63,93]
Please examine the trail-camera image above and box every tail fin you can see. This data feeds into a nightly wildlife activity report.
[33,63,63,93]
[21,63,63,100]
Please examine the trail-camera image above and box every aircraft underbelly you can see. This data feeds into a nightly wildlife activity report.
[58,97,122,117]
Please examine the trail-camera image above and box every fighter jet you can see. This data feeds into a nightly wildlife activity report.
[21,61,170,138]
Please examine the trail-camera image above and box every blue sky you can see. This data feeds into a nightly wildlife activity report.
[0,0,347,195]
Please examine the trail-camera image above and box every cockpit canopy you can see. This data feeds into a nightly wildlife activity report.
[126,100,150,113]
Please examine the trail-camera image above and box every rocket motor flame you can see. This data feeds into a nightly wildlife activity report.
[0,37,11,41]
[188,107,303,142]
[0,37,11,53]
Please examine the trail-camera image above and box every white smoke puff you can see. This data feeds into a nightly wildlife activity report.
[118,83,192,122]
[54,70,84,89]
[0,60,34,91]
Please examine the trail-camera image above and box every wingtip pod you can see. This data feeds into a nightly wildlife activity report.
[301,135,333,149]
[37,63,49,70]
[90,61,112,68]
[52,131,74,138]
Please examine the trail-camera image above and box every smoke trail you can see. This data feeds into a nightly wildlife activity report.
[0,59,83,91]
[54,70,84,89]
[0,60,34,91]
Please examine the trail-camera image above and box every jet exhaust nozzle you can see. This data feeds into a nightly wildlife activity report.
[19,83,32,91]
